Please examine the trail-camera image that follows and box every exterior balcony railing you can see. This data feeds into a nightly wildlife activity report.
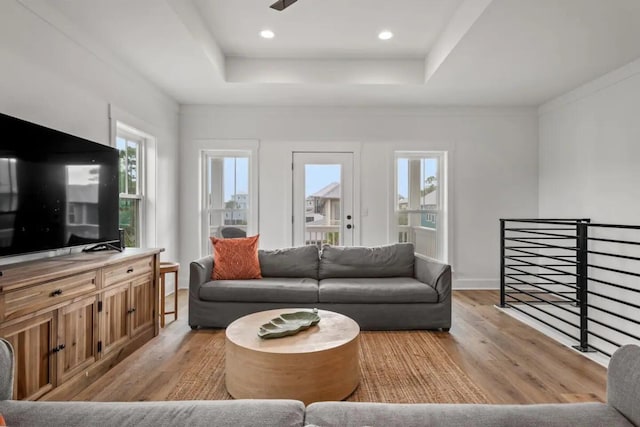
[305,225,340,248]
[398,225,438,259]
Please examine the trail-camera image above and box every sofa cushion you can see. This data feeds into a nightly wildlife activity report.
[259,246,319,279]
[318,278,438,304]
[608,344,640,427]
[0,399,305,427]
[305,401,633,427]
[199,278,319,303]
[319,243,414,279]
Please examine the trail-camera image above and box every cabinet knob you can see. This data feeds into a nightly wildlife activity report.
[127,307,137,314]
[50,289,63,297]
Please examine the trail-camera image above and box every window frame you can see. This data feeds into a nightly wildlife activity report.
[116,126,146,248]
[393,151,448,262]
[200,149,256,256]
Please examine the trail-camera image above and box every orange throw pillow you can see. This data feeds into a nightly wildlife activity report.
[211,235,262,280]
[0,413,5,426]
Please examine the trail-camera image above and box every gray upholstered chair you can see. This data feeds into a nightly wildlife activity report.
[0,338,14,400]
[219,226,246,239]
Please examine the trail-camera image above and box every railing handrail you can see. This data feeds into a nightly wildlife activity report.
[305,224,340,230]
[586,223,640,230]
[499,218,640,358]
[500,218,591,226]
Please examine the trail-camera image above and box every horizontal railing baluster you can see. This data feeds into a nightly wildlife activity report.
[499,218,640,358]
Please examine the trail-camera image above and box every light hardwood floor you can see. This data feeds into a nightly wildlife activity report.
[72,290,606,404]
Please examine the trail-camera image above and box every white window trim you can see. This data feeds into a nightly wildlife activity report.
[117,127,146,247]
[109,105,157,249]
[200,148,258,256]
[393,150,450,264]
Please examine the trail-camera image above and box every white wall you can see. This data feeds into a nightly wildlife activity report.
[0,1,181,280]
[537,57,640,356]
[539,58,640,223]
[180,105,539,289]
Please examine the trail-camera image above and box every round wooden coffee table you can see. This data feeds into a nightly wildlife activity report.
[225,308,360,405]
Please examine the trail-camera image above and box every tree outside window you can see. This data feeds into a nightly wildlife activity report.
[117,133,143,248]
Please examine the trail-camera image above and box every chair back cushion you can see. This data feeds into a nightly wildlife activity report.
[220,227,247,239]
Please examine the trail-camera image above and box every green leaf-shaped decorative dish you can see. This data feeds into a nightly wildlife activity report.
[257,309,321,339]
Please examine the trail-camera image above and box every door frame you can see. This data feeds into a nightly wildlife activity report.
[289,146,361,247]
[292,152,355,247]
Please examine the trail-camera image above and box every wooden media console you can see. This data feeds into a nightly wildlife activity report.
[0,248,161,400]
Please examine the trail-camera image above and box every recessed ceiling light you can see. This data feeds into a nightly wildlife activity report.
[260,29,275,39]
[378,30,393,41]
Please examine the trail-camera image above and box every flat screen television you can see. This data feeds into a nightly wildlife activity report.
[0,112,120,258]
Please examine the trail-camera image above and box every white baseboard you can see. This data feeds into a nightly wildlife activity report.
[453,278,499,290]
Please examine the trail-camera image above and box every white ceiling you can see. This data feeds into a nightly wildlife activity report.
[194,0,463,59]
[26,0,640,107]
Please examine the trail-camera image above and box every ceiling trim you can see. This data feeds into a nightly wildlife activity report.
[167,0,226,81]
[539,56,640,116]
[226,58,425,85]
[180,104,538,118]
[425,0,493,82]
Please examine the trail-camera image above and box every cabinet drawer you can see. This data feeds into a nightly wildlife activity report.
[103,257,153,288]
[3,271,97,321]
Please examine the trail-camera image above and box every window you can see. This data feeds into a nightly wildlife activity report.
[395,152,447,261]
[117,130,144,248]
[202,152,252,254]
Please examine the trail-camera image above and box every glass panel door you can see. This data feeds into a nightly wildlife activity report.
[293,152,354,247]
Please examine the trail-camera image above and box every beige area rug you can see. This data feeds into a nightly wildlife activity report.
[167,331,489,404]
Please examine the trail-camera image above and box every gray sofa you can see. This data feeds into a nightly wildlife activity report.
[1,337,638,426]
[188,243,452,330]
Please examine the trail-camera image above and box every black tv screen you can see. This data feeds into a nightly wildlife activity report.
[0,112,120,257]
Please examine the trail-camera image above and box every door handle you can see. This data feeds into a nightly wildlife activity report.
[52,344,65,353]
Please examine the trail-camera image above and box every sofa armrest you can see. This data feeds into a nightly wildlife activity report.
[608,344,640,426]
[0,338,14,400]
[414,255,451,303]
[189,256,214,299]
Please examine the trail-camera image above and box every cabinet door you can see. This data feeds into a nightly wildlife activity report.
[130,275,154,337]
[101,283,130,356]
[57,295,98,383]
[0,312,56,400]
